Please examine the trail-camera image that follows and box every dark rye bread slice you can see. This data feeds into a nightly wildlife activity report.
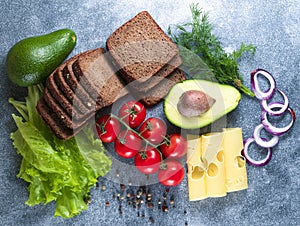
[46,50,102,122]
[136,68,186,107]
[72,48,128,107]
[38,48,128,139]
[128,54,182,93]
[61,51,96,110]
[46,73,84,119]
[43,87,94,130]
[43,87,71,128]
[53,67,90,115]
[36,98,86,140]
[106,11,178,85]
[55,68,93,115]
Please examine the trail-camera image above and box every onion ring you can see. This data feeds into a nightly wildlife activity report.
[242,137,272,167]
[253,124,279,148]
[261,102,296,136]
[251,68,276,100]
[261,89,289,116]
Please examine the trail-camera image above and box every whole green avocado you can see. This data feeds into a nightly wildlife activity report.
[6,28,77,87]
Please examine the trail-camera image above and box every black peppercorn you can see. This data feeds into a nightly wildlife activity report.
[120,184,126,190]
[149,216,155,224]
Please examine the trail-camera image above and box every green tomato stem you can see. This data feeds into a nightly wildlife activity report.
[110,113,165,162]
[110,113,158,149]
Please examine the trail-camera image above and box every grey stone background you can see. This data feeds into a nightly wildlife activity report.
[0,0,299,225]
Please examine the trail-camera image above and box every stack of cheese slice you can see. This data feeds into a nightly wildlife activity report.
[186,128,248,201]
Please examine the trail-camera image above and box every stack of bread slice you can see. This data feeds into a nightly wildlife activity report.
[106,11,186,106]
[37,48,127,139]
[37,11,185,140]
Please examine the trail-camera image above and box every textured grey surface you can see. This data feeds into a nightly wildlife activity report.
[0,0,299,225]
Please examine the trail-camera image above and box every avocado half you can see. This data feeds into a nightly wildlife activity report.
[163,80,241,129]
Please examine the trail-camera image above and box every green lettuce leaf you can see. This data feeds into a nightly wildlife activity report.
[11,115,70,174]
[54,187,88,218]
[9,84,112,218]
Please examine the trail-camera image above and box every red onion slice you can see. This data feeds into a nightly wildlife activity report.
[242,137,272,167]
[261,89,289,116]
[261,102,296,136]
[251,69,276,100]
[253,124,279,148]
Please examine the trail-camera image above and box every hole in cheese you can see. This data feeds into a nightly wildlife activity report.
[207,163,218,177]
[235,156,246,168]
[192,166,205,179]
[216,151,224,163]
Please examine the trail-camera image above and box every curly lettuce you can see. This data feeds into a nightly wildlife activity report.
[9,85,111,218]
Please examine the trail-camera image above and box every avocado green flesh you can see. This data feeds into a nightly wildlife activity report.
[164,80,241,129]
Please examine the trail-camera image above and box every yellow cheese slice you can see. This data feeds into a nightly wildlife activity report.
[201,132,223,165]
[187,128,248,201]
[187,135,206,201]
[187,134,202,166]
[202,132,227,197]
[188,165,207,201]
[222,128,248,192]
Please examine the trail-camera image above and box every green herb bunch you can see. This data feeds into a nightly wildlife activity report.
[168,3,256,96]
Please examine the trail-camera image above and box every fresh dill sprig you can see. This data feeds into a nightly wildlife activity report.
[168,3,256,96]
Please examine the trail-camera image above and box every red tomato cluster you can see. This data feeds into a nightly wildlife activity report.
[95,100,187,187]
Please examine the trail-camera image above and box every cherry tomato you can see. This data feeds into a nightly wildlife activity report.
[118,100,146,128]
[134,147,161,174]
[160,134,187,159]
[114,130,142,158]
[139,117,167,145]
[158,160,184,186]
[95,115,120,143]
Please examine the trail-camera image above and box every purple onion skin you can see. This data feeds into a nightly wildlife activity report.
[261,102,296,136]
[241,148,272,167]
[260,89,289,116]
[251,68,276,100]
[242,137,273,167]
[246,68,296,166]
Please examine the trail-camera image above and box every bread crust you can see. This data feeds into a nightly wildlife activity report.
[36,98,77,140]
[137,68,186,107]
[62,54,96,110]
[46,72,83,118]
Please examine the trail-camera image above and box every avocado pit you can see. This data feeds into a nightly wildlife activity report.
[177,90,216,117]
